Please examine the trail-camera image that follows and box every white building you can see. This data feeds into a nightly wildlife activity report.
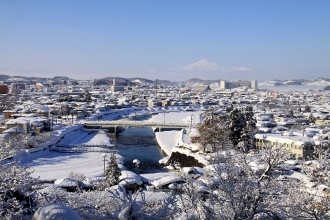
[220,80,258,91]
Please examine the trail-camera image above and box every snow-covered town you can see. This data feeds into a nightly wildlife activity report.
[3,0,330,218]
[1,76,330,219]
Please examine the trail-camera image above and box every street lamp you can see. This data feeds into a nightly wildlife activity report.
[190,114,193,127]
[133,159,140,174]
[101,154,107,173]
[51,115,54,131]
[164,113,166,124]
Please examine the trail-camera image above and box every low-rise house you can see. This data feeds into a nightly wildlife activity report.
[254,132,315,159]
[315,119,330,125]
[3,109,17,119]
[5,118,31,134]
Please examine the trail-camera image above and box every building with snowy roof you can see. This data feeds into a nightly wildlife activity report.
[220,80,258,91]
[5,118,31,134]
[254,132,315,159]
[194,84,212,93]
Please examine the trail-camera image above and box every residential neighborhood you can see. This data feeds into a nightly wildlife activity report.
[1,75,330,219]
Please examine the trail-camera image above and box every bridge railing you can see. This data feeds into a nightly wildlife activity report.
[51,148,118,153]
[56,144,115,148]
[84,121,191,127]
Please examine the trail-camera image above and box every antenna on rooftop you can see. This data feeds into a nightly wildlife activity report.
[155,79,158,96]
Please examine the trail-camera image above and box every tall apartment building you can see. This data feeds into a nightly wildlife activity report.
[11,83,26,91]
[220,80,258,91]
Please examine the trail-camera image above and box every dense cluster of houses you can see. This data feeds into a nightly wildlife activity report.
[1,78,330,160]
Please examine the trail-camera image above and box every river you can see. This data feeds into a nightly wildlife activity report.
[109,127,168,174]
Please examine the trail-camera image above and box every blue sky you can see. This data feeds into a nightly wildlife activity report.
[0,0,329,81]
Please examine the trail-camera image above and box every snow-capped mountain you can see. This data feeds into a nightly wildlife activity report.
[177,59,250,72]
[178,59,221,71]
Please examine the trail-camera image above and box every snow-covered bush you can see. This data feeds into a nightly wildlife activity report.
[0,162,38,219]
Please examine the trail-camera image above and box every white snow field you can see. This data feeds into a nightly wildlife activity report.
[21,130,121,181]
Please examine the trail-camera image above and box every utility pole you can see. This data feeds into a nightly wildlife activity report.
[155,79,158,104]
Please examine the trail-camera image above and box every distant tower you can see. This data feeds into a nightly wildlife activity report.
[113,79,116,86]
[91,79,95,91]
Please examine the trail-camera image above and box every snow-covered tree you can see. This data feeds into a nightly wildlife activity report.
[239,106,257,152]
[309,113,316,124]
[1,132,54,153]
[83,90,92,103]
[0,95,16,112]
[0,163,38,219]
[197,107,229,152]
[226,106,257,152]
[104,152,120,187]
[304,105,312,112]
[177,144,324,219]
[57,104,71,120]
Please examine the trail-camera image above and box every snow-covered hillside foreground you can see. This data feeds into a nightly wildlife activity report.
[3,109,330,219]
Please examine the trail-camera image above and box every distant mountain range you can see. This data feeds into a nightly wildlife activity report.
[0,74,329,87]
[258,78,330,87]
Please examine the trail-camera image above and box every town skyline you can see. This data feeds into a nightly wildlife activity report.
[1,1,329,81]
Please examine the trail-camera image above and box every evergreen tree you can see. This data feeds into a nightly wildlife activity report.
[309,113,316,124]
[226,106,246,147]
[324,85,330,90]
[83,90,92,103]
[104,152,120,187]
[226,106,257,152]
[239,106,257,152]
[304,105,311,112]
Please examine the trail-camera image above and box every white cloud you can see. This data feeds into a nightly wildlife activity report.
[232,67,251,71]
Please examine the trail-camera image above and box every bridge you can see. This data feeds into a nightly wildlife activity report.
[51,144,118,153]
[83,120,192,134]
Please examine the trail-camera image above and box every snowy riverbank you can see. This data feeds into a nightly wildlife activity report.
[155,131,178,156]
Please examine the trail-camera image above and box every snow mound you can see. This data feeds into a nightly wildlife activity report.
[54,178,78,187]
[37,185,66,194]
[32,203,82,220]
[119,170,143,187]
[150,174,184,188]
[189,128,200,138]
